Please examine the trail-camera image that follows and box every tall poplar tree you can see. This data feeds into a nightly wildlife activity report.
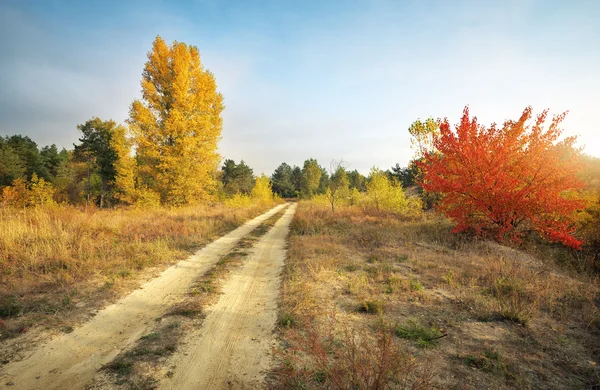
[129,36,224,205]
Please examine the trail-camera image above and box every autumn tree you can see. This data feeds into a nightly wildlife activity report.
[1,178,28,208]
[366,168,390,211]
[28,173,56,206]
[577,155,600,269]
[364,168,419,215]
[408,117,439,158]
[326,159,349,213]
[1,174,55,208]
[130,36,224,205]
[251,174,273,204]
[418,106,586,248]
[110,125,137,204]
[301,159,322,199]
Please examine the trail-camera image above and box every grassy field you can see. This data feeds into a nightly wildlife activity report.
[272,202,600,389]
[0,203,270,344]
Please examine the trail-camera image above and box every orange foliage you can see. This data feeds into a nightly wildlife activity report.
[418,106,587,248]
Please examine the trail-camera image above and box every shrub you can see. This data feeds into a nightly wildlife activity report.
[274,323,428,390]
[1,178,28,208]
[224,193,252,208]
[395,319,444,347]
[363,168,422,217]
[251,174,274,204]
[1,174,56,208]
[490,276,539,325]
[359,299,385,315]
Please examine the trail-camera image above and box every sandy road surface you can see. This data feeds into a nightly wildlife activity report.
[0,204,288,390]
[160,202,297,390]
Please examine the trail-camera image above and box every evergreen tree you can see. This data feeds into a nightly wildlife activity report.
[0,139,26,187]
[271,162,296,198]
[221,159,254,196]
[40,144,68,180]
[5,135,49,180]
[74,118,119,207]
[291,166,303,195]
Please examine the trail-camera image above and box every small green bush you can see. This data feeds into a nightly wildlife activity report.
[395,319,443,347]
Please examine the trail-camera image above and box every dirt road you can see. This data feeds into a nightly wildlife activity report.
[160,202,296,389]
[0,204,288,390]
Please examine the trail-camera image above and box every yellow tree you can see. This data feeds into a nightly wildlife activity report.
[251,174,273,204]
[408,117,439,158]
[366,167,419,215]
[326,159,349,213]
[129,36,224,205]
[408,117,441,209]
[110,125,137,204]
[28,173,56,206]
[1,178,28,208]
[366,168,389,211]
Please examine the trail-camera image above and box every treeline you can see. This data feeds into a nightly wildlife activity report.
[267,160,418,200]
[0,128,280,208]
[1,36,236,208]
[0,135,68,187]
[0,130,425,212]
[0,120,138,208]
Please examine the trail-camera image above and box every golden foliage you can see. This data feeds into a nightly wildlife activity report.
[1,178,28,208]
[251,174,274,204]
[2,174,56,208]
[110,125,137,204]
[363,168,421,216]
[129,36,224,205]
[408,117,439,158]
[224,193,253,208]
[133,186,162,209]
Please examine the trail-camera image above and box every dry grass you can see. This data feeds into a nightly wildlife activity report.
[272,201,600,389]
[0,202,271,356]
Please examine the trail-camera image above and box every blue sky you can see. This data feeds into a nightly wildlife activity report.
[1,0,599,175]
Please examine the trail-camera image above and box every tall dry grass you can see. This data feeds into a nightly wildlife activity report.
[273,200,600,389]
[0,203,268,319]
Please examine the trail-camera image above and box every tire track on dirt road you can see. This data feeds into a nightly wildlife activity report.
[0,204,288,390]
[160,203,297,390]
